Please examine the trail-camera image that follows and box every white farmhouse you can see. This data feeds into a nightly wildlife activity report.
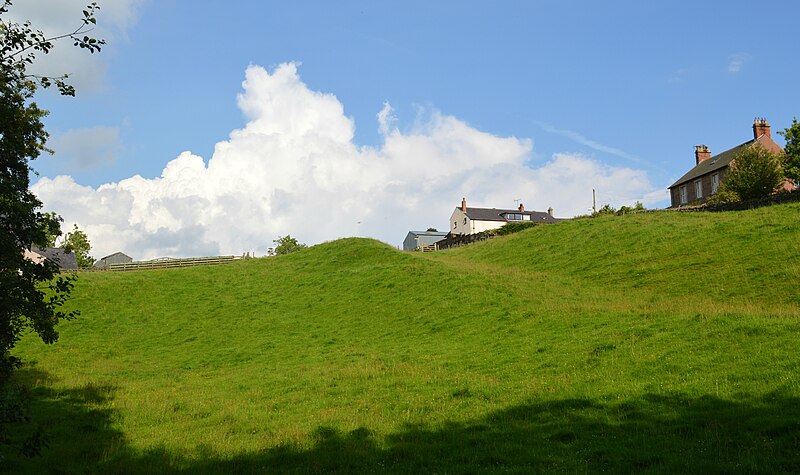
[449,198,557,235]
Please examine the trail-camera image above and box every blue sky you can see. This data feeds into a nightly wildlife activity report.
[15,0,800,258]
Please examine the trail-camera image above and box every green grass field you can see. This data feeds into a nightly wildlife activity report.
[5,203,800,473]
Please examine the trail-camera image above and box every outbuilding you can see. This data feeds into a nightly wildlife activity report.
[94,252,133,269]
[403,230,449,251]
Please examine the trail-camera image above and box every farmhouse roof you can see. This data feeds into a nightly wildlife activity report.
[460,207,559,223]
[30,246,78,270]
[669,139,756,189]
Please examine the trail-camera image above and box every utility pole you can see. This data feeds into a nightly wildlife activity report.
[592,189,596,215]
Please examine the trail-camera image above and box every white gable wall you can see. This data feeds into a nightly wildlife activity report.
[449,208,505,235]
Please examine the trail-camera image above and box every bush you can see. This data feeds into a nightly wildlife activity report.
[706,188,740,205]
[267,235,307,256]
[722,144,784,201]
[616,201,645,215]
[596,204,616,216]
[494,222,539,236]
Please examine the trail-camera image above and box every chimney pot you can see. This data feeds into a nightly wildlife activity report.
[461,197,467,212]
[518,203,524,212]
[753,117,771,139]
[695,144,711,165]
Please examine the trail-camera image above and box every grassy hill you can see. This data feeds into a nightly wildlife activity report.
[5,203,800,473]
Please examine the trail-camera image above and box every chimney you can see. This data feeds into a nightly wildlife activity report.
[753,117,770,139]
[547,207,553,216]
[461,197,467,212]
[518,203,524,212]
[695,145,710,165]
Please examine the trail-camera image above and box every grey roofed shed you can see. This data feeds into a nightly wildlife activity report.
[403,231,449,251]
[30,246,78,270]
[94,252,133,268]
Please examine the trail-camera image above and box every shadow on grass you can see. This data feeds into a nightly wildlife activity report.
[5,366,800,473]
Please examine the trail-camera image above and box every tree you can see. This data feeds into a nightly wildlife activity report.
[33,211,62,247]
[426,227,438,232]
[719,143,784,202]
[0,1,104,381]
[267,235,307,256]
[779,117,800,186]
[60,224,93,268]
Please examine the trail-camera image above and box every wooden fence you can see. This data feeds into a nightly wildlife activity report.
[434,232,493,251]
[94,256,241,272]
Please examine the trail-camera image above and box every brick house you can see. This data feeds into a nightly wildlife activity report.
[668,118,791,207]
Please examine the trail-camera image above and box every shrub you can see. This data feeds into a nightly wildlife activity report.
[706,188,740,204]
[596,204,616,216]
[616,201,645,215]
[494,222,539,235]
[722,144,784,201]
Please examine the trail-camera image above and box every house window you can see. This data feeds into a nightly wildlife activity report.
[505,213,523,221]
[453,221,457,229]
[679,185,688,205]
[694,179,703,199]
[463,217,467,225]
[711,173,719,194]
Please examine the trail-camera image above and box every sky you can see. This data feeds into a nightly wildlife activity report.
[10,0,800,259]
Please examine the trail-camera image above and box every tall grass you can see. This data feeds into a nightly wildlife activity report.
[4,203,800,473]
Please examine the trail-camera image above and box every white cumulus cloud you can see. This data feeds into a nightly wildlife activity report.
[32,63,658,260]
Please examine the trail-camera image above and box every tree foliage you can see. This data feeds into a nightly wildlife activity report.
[34,211,61,247]
[595,204,616,216]
[60,224,93,268]
[268,235,307,256]
[779,117,800,185]
[0,1,104,382]
[617,201,645,215]
[719,143,784,202]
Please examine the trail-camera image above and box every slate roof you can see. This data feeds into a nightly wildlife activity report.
[460,207,559,223]
[30,246,78,270]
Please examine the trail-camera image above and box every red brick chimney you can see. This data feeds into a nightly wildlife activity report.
[753,117,770,139]
[695,145,710,165]
[461,197,467,212]
[518,203,524,212]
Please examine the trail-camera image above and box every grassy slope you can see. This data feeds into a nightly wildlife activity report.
[6,203,800,473]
